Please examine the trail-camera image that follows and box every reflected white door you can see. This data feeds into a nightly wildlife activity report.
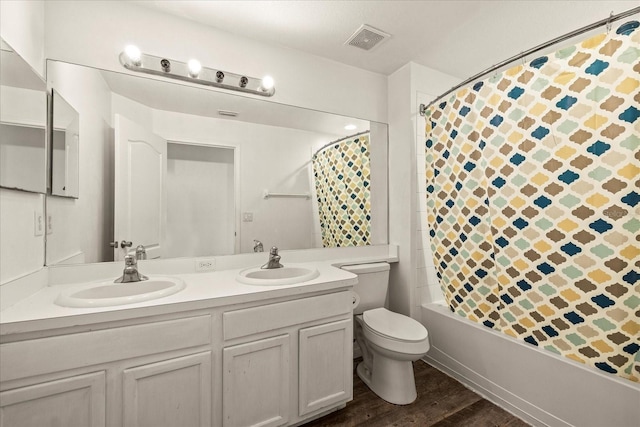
[114,115,167,261]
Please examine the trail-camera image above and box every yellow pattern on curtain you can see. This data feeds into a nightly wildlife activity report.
[313,133,371,247]
[425,21,639,381]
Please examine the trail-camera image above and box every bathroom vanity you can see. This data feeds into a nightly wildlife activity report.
[0,262,359,427]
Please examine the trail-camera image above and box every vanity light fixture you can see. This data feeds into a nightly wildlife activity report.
[260,75,275,92]
[123,45,142,66]
[187,59,202,78]
[160,58,171,73]
[344,124,357,131]
[119,46,275,97]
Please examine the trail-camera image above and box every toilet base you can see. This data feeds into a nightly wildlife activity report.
[356,356,417,405]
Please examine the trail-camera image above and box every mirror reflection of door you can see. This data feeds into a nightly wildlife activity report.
[114,114,167,261]
[166,142,236,258]
[115,114,237,261]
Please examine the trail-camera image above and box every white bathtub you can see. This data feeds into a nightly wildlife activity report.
[420,303,639,427]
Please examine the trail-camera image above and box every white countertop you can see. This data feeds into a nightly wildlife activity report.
[0,262,357,337]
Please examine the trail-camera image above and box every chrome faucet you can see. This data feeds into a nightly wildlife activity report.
[261,246,283,269]
[114,254,148,283]
[253,240,264,253]
[135,244,147,260]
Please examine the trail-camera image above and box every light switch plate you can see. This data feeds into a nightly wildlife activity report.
[34,212,44,236]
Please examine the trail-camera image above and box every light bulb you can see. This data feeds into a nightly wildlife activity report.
[124,45,141,66]
[344,124,357,131]
[260,75,274,92]
[187,59,202,78]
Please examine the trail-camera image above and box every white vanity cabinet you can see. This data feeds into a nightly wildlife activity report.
[0,287,354,427]
[221,291,353,427]
[0,315,213,427]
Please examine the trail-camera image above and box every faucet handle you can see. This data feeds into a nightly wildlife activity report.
[124,254,137,266]
[270,246,279,255]
[135,245,147,260]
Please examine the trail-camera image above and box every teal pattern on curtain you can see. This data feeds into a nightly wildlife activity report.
[425,21,639,381]
[313,133,371,247]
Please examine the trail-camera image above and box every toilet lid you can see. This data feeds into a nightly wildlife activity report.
[363,308,428,342]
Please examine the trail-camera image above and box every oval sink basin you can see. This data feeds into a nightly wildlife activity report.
[237,264,319,286]
[55,276,185,308]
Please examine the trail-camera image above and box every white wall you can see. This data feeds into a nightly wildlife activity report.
[45,61,113,265]
[387,62,460,318]
[387,64,413,316]
[411,65,463,312]
[368,122,390,247]
[43,0,387,123]
[0,0,45,78]
[0,190,45,284]
[0,0,46,284]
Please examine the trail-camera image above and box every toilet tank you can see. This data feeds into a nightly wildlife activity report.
[341,262,390,315]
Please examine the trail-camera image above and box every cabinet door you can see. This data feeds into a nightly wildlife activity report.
[223,335,290,427]
[299,319,352,416]
[0,371,106,427]
[122,351,212,427]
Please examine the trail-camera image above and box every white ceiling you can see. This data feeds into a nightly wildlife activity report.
[134,1,638,79]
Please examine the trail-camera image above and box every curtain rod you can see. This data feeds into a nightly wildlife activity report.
[420,6,640,116]
[312,130,370,159]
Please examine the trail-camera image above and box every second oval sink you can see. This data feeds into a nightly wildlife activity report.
[237,264,319,286]
[55,276,186,308]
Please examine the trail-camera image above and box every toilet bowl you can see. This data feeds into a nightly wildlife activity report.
[354,308,429,405]
[341,263,430,405]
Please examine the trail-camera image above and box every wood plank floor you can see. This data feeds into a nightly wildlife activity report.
[304,359,530,427]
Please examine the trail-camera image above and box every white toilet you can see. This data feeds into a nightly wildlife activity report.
[341,263,429,405]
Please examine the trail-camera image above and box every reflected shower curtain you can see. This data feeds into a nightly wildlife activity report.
[425,21,639,381]
[313,132,371,247]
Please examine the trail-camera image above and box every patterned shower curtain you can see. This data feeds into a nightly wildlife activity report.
[313,132,371,247]
[425,21,639,381]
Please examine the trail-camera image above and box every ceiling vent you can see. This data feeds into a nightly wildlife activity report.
[345,24,390,51]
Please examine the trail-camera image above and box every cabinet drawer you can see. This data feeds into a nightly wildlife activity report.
[1,315,211,382]
[223,292,351,341]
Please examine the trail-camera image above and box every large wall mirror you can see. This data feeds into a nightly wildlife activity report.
[45,60,388,265]
[0,39,47,194]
